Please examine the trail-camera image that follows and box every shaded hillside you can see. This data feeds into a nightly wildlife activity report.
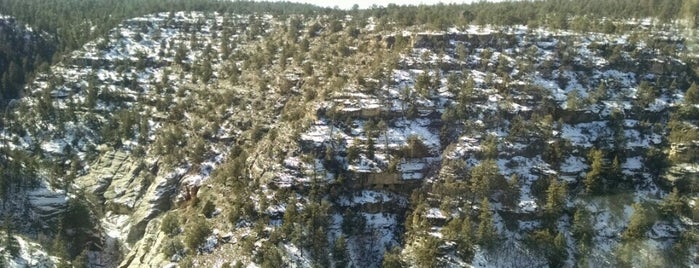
[0,15,55,101]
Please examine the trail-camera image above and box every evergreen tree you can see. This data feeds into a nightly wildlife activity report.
[584,148,604,194]
[545,178,567,216]
[442,217,461,241]
[686,82,699,104]
[572,207,593,241]
[382,247,404,268]
[366,136,375,159]
[184,217,211,252]
[260,242,283,268]
[332,236,348,268]
[160,213,180,237]
[610,155,623,187]
[342,209,366,236]
[552,232,567,266]
[470,159,500,201]
[636,81,658,107]
[566,90,582,110]
[477,198,496,246]
[592,81,608,103]
[414,236,439,268]
[281,199,298,237]
[660,187,684,218]
[72,249,89,268]
[3,217,19,258]
[51,226,70,261]
[201,199,216,218]
[347,140,360,163]
[456,216,474,260]
[623,203,651,240]
[504,174,521,208]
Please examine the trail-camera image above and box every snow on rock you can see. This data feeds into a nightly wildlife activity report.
[622,156,644,175]
[561,155,588,175]
[338,190,403,206]
[27,187,68,220]
[40,139,68,155]
[283,243,313,268]
[103,212,132,240]
[648,221,680,239]
[387,118,441,151]
[201,229,220,253]
[561,121,611,147]
[5,234,60,268]
[426,208,447,220]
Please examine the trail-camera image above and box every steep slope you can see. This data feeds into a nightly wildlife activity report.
[1,10,403,267]
[1,10,699,268]
[0,14,55,100]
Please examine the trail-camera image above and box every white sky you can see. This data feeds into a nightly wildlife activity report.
[274,0,484,10]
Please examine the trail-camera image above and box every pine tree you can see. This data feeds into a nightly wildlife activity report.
[342,209,366,236]
[50,228,70,262]
[660,187,684,218]
[347,139,360,163]
[458,76,475,105]
[572,208,592,241]
[184,217,211,252]
[477,198,496,246]
[161,213,180,236]
[457,216,474,260]
[201,199,216,218]
[281,200,297,237]
[566,89,582,110]
[73,249,89,268]
[382,247,404,268]
[260,242,283,268]
[636,81,658,107]
[584,148,604,194]
[685,82,699,104]
[610,155,623,187]
[3,217,19,258]
[470,159,500,201]
[443,218,461,241]
[414,236,439,268]
[622,203,651,240]
[552,232,567,266]
[503,174,521,208]
[545,178,567,216]
[138,116,149,145]
[7,62,23,95]
[332,236,348,268]
[188,136,208,164]
[366,136,375,159]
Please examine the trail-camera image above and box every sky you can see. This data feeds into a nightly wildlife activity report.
[272,0,486,10]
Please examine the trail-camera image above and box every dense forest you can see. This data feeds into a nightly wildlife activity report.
[0,0,697,103]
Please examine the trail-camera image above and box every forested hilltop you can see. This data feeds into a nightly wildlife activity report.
[0,0,697,267]
[0,0,697,102]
